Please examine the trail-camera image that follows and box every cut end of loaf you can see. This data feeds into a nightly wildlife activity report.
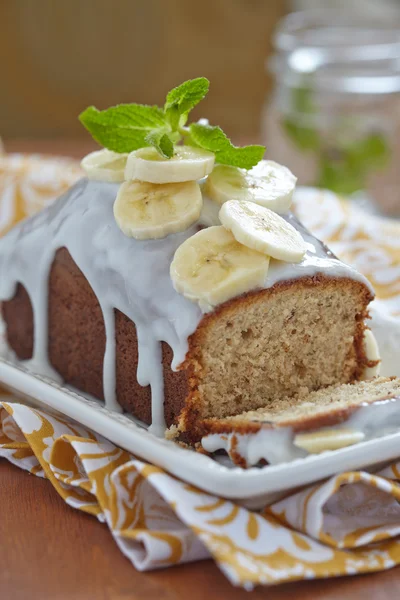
[174,275,373,444]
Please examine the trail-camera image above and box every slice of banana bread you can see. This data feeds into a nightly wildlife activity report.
[198,377,400,467]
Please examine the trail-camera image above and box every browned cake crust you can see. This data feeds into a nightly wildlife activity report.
[2,283,34,360]
[2,248,188,428]
[2,250,373,439]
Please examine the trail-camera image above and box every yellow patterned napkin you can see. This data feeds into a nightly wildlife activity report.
[1,154,400,589]
[1,399,400,588]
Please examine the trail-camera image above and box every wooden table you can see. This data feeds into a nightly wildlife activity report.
[1,140,400,599]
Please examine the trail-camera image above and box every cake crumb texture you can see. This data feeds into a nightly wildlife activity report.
[200,376,400,435]
[177,276,372,441]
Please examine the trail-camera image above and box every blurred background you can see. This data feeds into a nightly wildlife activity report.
[1,0,400,212]
[0,0,285,140]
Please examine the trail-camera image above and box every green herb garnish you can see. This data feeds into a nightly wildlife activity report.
[282,79,390,195]
[79,77,265,169]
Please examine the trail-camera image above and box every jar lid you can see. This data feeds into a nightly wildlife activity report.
[270,9,400,95]
[274,9,400,55]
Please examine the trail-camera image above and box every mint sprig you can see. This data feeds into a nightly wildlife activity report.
[145,129,174,159]
[79,77,266,169]
[79,104,166,153]
[164,77,209,130]
[188,123,265,170]
[283,79,390,194]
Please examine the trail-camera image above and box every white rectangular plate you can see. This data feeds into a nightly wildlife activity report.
[1,358,400,508]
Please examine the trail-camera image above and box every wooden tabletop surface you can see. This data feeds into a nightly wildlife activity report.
[1,139,400,599]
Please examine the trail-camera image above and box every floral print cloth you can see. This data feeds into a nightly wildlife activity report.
[1,399,400,588]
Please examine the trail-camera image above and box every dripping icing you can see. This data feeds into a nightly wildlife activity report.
[0,179,373,436]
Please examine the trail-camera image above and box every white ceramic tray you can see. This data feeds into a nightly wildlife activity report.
[1,357,400,508]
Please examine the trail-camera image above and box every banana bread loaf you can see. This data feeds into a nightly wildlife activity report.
[0,178,377,440]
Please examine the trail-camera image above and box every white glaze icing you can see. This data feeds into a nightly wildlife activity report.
[0,179,373,436]
[199,193,221,227]
[201,396,400,467]
[370,301,400,377]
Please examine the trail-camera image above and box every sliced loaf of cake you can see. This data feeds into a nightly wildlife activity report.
[0,180,376,439]
[0,79,380,445]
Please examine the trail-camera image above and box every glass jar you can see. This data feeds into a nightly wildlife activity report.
[263,9,400,215]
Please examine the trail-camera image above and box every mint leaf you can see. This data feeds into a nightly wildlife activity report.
[317,157,364,195]
[292,84,314,114]
[283,77,320,152]
[316,132,391,195]
[282,118,320,151]
[165,105,181,132]
[347,133,390,171]
[189,123,230,151]
[216,145,266,169]
[145,129,174,159]
[79,104,166,153]
[189,123,265,169]
[165,77,209,128]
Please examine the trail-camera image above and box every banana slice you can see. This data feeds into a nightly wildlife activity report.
[294,429,365,454]
[170,226,270,312]
[204,161,297,213]
[361,329,381,380]
[81,149,128,182]
[114,180,202,240]
[125,146,215,184]
[219,200,306,263]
